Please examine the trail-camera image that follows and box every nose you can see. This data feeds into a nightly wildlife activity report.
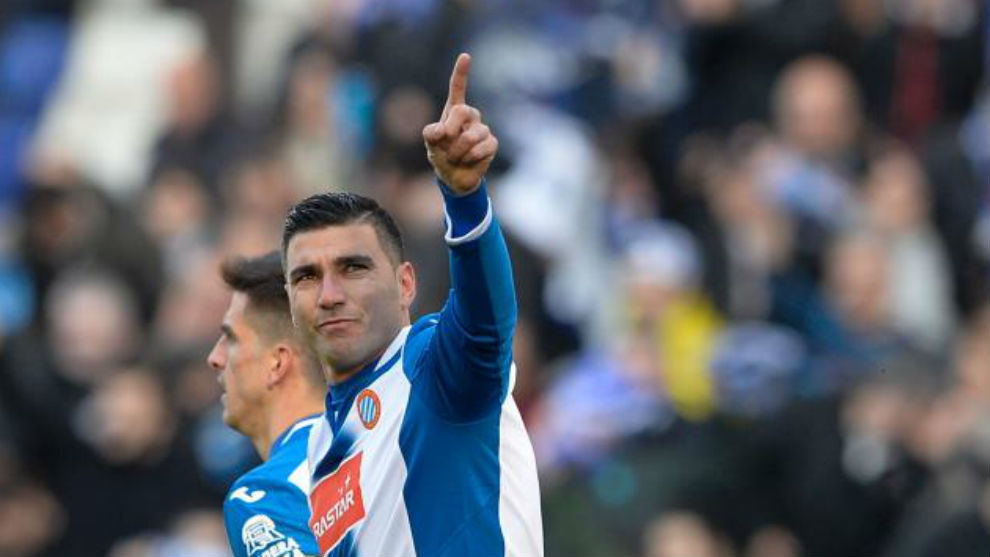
[207,338,225,371]
[318,273,346,309]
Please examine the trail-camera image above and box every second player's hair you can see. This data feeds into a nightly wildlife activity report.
[281,192,404,265]
[220,251,291,318]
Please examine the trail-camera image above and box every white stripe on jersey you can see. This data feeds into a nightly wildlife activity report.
[498,396,544,556]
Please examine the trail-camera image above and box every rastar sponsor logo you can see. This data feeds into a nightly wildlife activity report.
[308,452,365,554]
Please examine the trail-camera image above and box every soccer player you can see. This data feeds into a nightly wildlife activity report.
[207,251,325,557]
[282,53,543,556]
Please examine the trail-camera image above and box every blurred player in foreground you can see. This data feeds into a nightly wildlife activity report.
[207,251,324,557]
[282,53,543,556]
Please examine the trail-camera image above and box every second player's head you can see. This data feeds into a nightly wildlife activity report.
[208,251,324,436]
[281,192,417,382]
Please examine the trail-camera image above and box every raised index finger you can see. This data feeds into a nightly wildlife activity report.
[445,53,471,109]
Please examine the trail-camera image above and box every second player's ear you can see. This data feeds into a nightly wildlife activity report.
[398,262,417,312]
[267,344,293,388]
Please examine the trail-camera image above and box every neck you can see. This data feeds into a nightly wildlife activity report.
[253,394,324,461]
[325,348,386,386]
[324,320,409,385]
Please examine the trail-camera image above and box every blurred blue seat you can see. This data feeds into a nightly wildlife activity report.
[0,16,70,210]
[0,16,70,115]
[0,114,33,208]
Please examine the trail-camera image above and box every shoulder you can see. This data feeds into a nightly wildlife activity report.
[400,313,440,380]
[224,468,301,516]
[266,418,322,496]
[224,441,314,516]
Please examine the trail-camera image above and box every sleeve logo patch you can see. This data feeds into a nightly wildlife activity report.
[230,486,267,504]
[242,515,284,556]
[309,452,366,555]
[355,389,381,430]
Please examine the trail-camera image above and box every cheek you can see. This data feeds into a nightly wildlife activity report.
[295,289,320,321]
[365,280,400,319]
[225,351,250,397]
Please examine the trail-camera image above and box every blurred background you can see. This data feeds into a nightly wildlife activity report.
[0,0,987,556]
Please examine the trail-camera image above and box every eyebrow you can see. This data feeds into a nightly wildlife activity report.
[288,254,376,280]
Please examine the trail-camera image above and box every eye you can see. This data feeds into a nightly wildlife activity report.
[293,271,317,284]
[344,262,369,273]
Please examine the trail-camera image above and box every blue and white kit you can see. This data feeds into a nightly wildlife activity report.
[223,415,321,557]
[305,181,544,557]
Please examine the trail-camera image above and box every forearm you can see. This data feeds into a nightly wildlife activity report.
[440,178,517,361]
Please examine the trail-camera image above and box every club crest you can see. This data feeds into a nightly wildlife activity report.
[355,389,381,430]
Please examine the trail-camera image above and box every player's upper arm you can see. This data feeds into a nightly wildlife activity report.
[406,180,518,422]
[223,479,318,557]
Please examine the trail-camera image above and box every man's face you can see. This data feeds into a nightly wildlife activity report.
[206,293,269,434]
[284,223,415,379]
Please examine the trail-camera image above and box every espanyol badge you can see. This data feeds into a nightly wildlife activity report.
[355,389,381,430]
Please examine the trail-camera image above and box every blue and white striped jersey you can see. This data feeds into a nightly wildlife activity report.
[224,415,321,557]
[305,182,543,557]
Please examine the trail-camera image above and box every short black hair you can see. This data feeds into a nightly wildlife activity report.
[220,251,290,319]
[282,192,404,264]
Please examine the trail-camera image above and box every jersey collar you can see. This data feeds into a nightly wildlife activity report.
[270,413,322,458]
[325,325,410,431]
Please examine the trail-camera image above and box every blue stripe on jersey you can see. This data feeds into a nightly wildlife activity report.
[399,340,503,557]
[312,428,355,482]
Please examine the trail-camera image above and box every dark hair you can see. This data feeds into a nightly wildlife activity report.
[220,251,291,321]
[282,192,403,264]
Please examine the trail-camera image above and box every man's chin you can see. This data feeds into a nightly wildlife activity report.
[317,339,356,364]
[220,408,238,430]
[319,348,372,380]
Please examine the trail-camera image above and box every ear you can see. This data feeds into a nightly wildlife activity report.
[397,261,417,312]
[266,343,294,389]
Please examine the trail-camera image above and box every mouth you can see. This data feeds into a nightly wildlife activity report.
[316,318,357,333]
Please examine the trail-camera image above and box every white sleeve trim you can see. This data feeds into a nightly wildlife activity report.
[444,196,493,246]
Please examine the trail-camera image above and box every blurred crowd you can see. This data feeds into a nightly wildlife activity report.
[0,0,987,556]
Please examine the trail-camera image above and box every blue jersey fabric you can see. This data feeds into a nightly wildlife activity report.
[224,415,321,557]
